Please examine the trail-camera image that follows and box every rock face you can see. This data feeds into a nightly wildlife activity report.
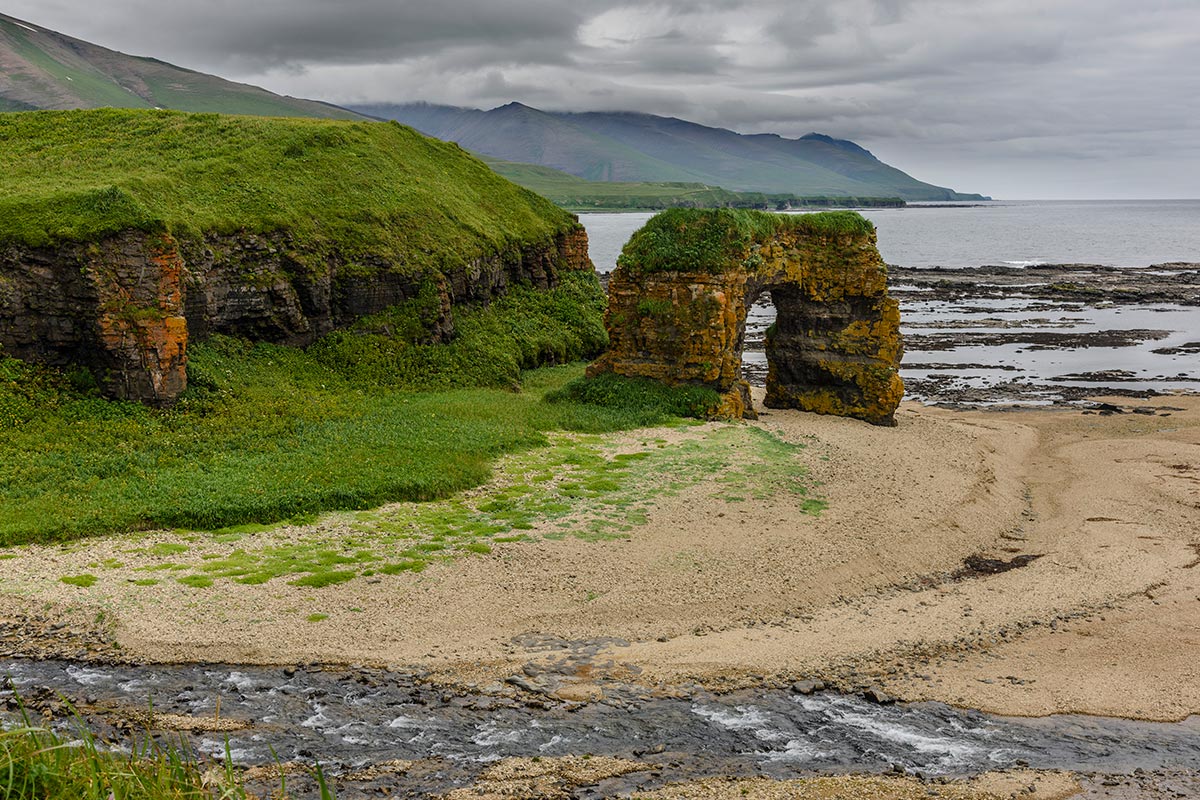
[587,210,903,425]
[0,226,592,405]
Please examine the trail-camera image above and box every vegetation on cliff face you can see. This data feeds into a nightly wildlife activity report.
[547,372,722,418]
[0,270,623,544]
[592,207,902,426]
[616,208,876,275]
[0,109,577,274]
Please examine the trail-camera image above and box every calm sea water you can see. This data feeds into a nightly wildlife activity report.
[580,199,1200,272]
[579,200,1200,404]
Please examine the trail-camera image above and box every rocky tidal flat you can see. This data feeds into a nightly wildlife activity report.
[743,262,1200,407]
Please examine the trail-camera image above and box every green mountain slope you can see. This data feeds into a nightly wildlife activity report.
[357,102,988,202]
[482,157,904,211]
[0,13,366,119]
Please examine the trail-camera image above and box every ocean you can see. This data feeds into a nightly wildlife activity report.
[580,199,1200,274]
[578,200,1200,405]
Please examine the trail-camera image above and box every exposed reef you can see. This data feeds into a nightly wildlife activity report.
[587,209,903,425]
[0,109,596,404]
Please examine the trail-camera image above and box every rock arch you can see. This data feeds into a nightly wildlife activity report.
[587,209,903,425]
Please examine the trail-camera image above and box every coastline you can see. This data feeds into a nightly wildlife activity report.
[2,394,1197,723]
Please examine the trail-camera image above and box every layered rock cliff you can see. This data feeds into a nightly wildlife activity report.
[0,227,591,405]
[0,109,597,405]
[587,209,903,425]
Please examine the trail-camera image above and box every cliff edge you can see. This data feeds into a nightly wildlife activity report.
[0,109,596,404]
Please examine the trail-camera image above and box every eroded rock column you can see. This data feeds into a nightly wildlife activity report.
[588,209,904,425]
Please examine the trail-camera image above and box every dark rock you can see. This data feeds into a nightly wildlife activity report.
[1,226,593,405]
[864,686,894,704]
[586,212,903,425]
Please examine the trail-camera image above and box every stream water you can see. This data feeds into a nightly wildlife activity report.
[4,658,1200,795]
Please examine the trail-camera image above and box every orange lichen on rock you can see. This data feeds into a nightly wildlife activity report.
[87,232,189,405]
[0,224,595,406]
[588,209,903,425]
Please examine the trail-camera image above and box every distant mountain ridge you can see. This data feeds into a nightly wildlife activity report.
[0,13,367,119]
[354,101,989,202]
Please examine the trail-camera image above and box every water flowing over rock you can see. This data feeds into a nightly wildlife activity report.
[588,209,903,425]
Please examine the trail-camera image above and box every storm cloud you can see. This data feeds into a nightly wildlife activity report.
[10,0,1199,198]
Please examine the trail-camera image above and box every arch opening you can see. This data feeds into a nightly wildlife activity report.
[587,209,904,426]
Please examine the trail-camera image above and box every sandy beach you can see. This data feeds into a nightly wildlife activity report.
[2,393,1197,732]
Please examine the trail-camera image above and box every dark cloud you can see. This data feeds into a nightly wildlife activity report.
[9,0,1199,197]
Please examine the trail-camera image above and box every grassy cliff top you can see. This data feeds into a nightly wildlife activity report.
[0,109,578,270]
[617,208,875,275]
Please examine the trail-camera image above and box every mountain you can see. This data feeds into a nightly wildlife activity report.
[354,102,989,202]
[0,13,366,119]
[480,157,905,212]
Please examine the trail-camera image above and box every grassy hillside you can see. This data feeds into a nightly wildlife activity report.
[0,275,622,543]
[0,13,367,119]
[617,208,876,275]
[484,158,904,211]
[0,109,576,275]
[359,102,989,202]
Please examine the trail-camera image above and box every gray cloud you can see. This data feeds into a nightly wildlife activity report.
[8,0,1199,198]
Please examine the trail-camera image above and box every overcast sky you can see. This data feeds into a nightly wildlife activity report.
[10,0,1200,198]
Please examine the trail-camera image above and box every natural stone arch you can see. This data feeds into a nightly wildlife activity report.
[587,209,903,425]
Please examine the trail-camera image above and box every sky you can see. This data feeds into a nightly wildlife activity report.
[9,0,1200,199]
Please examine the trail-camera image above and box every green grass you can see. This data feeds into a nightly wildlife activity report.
[0,698,327,799]
[0,266,633,545]
[0,18,152,111]
[484,157,905,212]
[0,15,366,122]
[616,208,876,275]
[546,372,722,419]
[59,574,98,588]
[214,421,823,588]
[0,109,576,274]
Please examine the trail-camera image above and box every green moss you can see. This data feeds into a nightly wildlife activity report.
[380,560,427,574]
[636,298,674,319]
[306,613,329,623]
[0,109,576,268]
[0,279,615,545]
[59,574,97,588]
[546,372,722,419]
[176,575,213,589]
[617,208,875,275]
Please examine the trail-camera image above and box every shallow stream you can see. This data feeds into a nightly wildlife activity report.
[4,659,1200,795]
